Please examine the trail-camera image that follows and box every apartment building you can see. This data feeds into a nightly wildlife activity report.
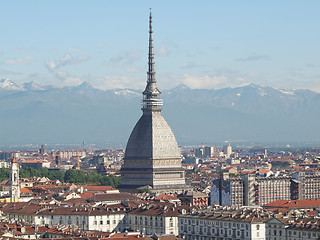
[179,206,271,240]
[292,172,320,200]
[1,201,192,236]
[212,173,296,207]
[211,173,244,206]
[266,217,320,240]
[254,176,291,206]
[56,149,86,159]
[127,203,190,235]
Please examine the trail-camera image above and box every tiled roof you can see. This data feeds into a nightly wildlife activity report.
[128,202,192,217]
[80,192,94,199]
[181,206,272,223]
[264,199,320,209]
[88,193,139,202]
[20,187,33,194]
[77,185,117,192]
[155,194,180,201]
[37,203,130,216]
[1,202,42,215]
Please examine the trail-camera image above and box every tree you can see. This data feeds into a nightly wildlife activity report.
[138,188,151,193]
[0,168,9,182]
[64,170,86,183]
[20,166,39,178]
[0,167,120,187]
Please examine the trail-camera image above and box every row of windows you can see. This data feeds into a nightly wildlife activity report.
[180,219,249,229]
[182,226,250,238]
[93,219,122,225]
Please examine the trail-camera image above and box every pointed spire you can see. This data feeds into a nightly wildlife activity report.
[142,9,163,113]
[12,153,17,163]
[148,9,155,84]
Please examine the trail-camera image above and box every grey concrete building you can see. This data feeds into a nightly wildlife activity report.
[120,12,185,192]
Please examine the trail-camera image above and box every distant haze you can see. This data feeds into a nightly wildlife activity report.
[0,79,319,147]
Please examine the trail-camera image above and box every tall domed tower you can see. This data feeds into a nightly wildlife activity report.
[120,11,185,191]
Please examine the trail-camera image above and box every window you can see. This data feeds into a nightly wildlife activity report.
[256,224,260,230]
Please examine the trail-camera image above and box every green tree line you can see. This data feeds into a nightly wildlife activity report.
[0,167,120,187]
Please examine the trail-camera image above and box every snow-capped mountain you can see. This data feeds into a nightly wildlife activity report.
[23,81,47,91]
[0,79,319,145]
[0,79,25,91]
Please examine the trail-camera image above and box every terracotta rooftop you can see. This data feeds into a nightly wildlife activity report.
[88,193,139,203]
[264,199,320,209]
[20,187,33,194]
[155,194,180,202]
[77,185,118,192]
[181,206,272,223]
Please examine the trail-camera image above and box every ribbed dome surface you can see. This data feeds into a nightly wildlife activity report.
[124,112,181,160]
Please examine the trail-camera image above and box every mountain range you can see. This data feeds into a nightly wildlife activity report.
[0,78,319,146]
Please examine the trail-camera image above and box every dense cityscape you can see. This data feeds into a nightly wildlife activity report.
[1,144,320,239]
[1,2,320,240]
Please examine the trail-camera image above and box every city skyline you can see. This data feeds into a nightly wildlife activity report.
[1,1,320,91]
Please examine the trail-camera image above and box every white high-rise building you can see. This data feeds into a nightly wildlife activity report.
[223,142,232,158]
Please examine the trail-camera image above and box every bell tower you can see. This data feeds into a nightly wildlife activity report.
[10,154,20,202]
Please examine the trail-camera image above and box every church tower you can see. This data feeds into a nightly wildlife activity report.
[9,154,20,202]
[120,11,186,191]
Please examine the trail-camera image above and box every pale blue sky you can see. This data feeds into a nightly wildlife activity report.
[0,1,320,91]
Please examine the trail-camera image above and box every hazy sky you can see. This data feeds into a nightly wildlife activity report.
[1,1,320,91]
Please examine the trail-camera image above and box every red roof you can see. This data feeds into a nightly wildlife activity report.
[240,170,255,174]
[79,185,117,192]
[264,199,320,209]
[155,194,179,201]
[12,156,17,163]
[22,160,47,163]
[80,192,94,199]
[20,187,33,194]
[224,167,236,171]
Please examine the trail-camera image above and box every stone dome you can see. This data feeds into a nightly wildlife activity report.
[124,112,181,160]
